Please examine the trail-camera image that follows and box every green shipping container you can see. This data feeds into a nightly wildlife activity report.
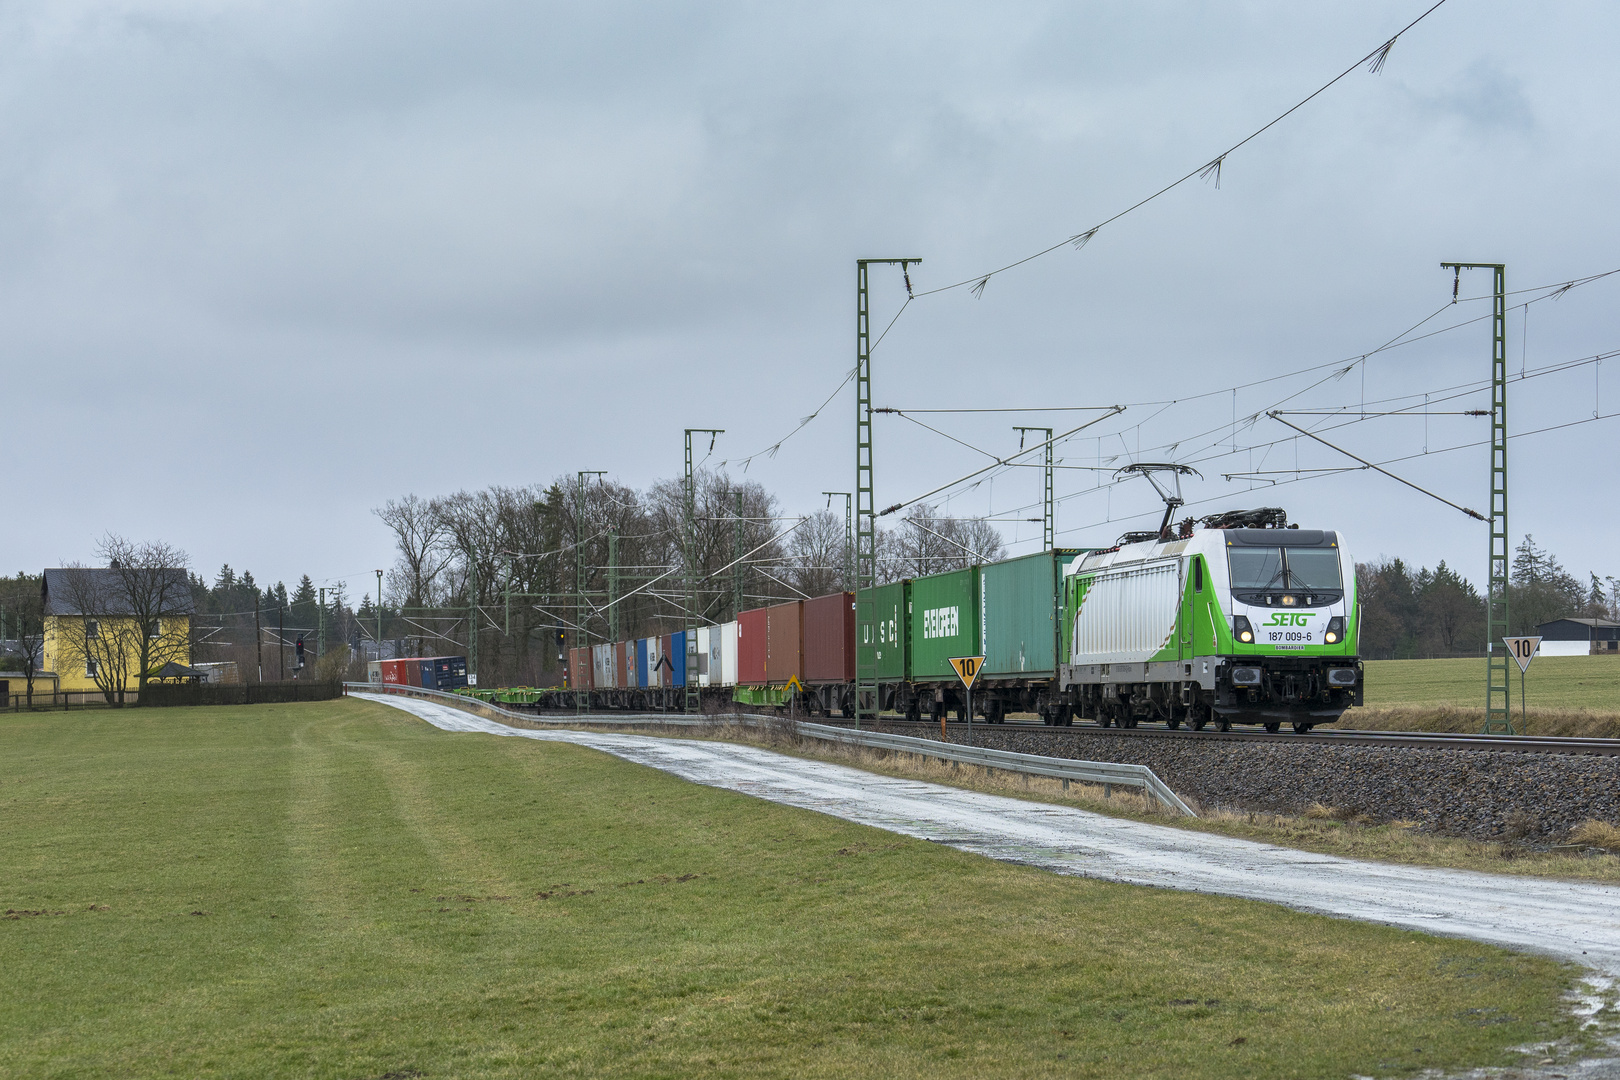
[857,580,908,682]
[908,567,979,682]
[979,550,1084,680]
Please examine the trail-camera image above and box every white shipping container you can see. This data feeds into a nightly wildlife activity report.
[646,636,663,687]
[592,643,614,688]
[696,626,712,686]
[720,621,739,687]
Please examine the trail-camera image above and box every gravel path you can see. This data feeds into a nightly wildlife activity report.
[355,692,1620,980]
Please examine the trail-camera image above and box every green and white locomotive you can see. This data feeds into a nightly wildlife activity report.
[1062,520,1361,732]
[854,507,1362,732]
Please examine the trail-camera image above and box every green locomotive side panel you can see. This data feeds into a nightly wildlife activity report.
[856,580,908,682]
[909,566,979,682]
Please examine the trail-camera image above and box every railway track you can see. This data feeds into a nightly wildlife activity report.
[814,716,1620,756]
[496,703,1618,755]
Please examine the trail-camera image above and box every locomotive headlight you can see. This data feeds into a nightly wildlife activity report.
[1233,615,1254,644]
[1324,615,1346,645]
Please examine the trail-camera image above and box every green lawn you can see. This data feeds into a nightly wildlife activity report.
[0,699,1586,1078]
[1363,654,1620,709]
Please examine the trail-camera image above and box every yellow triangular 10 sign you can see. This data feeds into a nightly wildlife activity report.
[948,655,985,688]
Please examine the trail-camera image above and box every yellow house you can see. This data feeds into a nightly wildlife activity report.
[41,567,193,698]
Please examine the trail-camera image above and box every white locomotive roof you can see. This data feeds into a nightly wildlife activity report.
[1071,527,1339,575]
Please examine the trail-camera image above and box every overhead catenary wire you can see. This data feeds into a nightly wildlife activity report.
[910,0,1451,300]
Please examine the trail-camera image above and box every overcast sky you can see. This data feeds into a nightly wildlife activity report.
[8,1,1618,596]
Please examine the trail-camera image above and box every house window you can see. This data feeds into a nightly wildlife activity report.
[85,619,99,639]
[86,659,98,678]
[148,620,161,638]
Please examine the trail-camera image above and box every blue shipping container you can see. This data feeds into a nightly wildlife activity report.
[668,631,686,687]
[431,655,468,689]
[636,639,649,687]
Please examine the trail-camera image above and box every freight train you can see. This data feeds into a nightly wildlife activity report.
[484,510,1363,733]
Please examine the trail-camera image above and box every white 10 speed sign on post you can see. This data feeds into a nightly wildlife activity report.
[1502,636,1541,734]
[1503,636,1541,674]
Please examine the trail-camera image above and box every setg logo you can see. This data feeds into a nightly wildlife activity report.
[1264,613,1311,627]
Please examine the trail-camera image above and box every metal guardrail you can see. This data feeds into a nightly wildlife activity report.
[344,682,1196,816]
[792,720,1196,816]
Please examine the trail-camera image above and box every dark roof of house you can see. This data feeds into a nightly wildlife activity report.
[1538,617,1620,628]
[42,568,195,617]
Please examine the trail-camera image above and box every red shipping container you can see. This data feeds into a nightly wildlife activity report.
[380,658,411,686]
[737,607,768,685]
[616,640,631,689]
[569,646,593,690]
[765,600,803,685]
[803,592,855,684]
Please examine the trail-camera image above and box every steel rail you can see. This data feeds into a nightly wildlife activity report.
[823,716,1620,756]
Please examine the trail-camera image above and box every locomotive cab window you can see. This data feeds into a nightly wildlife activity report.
[1227,543,1343,606]
[1193,558,1203,592]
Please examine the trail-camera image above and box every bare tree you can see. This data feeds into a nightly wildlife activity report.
[375,495,454,608]
[47,536,193,705]
[878,504,1006,583]
[786,510,848,597]
[1,577,45,705]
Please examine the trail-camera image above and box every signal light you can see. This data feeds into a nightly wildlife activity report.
[1233,615,1254,644]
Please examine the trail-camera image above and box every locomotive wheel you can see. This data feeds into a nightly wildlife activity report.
[1165,716,1181,730]
[1191,717,1208,731]
[1264,721,1281,733]
[1217,718,1232,732]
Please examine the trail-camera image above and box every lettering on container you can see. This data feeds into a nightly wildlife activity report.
[922,606,960,640]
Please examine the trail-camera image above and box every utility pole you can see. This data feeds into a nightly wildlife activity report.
[732,489,745,620]
[255,598,263,683]
[685,430,723,712]
[467,557,478,686]
[823,492,853,591]
[576,471,605,711]
[855,257,920,727]
[1014,427,1055,550]
[317,587,325,670]
[278,602,285,681]
[374,570,384,666]
[1443,262,1511,735]
[607,531,620,644]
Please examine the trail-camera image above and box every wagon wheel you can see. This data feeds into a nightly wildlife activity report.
[1292,722,1313,734]
[1264,721,1281,733]
[1217,718,1232,732]
[1165,715,1182,730]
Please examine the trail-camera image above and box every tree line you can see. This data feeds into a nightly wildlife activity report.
[368,470,1007,686]
[1356,535,1619,660]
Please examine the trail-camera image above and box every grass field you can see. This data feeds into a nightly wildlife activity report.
[1336,654,1620,735]
[0,699,1592,1078]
